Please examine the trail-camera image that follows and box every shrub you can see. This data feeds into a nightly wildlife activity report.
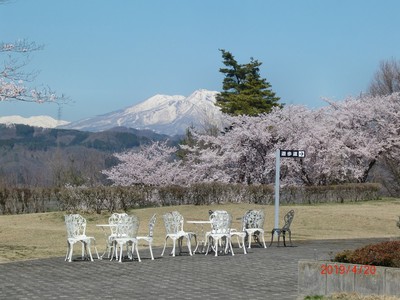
[333,241,400,267]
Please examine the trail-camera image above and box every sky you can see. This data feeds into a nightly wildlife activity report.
[1,0,400,122]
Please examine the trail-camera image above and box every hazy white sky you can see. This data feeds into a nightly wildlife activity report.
[1,0,400,121]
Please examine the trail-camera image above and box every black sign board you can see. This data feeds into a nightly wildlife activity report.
[280,150,305,158]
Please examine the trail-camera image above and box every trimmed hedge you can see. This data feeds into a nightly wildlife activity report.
[0,182,381,214]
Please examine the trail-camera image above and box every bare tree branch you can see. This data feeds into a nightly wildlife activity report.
[368,58,400,96]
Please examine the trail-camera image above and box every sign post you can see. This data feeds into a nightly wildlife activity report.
[274,149,280,230]
[274,149,305,233]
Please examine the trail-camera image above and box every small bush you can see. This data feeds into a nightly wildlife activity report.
[334,241,400,267]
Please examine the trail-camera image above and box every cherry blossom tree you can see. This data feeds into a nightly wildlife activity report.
[102,141,190,186]
[103,93,400,188]
[179,94,399,186]
[0,39,68,104]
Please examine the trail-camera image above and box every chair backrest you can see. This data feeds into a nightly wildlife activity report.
[65,214,87,238]
[147,213,157,237]
[282,210,295,230]
[242,210,265,230]
[209,210,232,234]
[163,211,184,235]
[116,215,139,238]
[109,213,129,236]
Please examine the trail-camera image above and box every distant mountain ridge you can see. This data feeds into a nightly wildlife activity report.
[0,115,69,128]
[61,89,223,135]
[0,89,224,136]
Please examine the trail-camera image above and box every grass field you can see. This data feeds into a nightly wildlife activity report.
[0,198,399,263]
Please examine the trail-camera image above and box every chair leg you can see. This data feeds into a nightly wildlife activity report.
[149,242,154,260]
[171,239,176,257]
[68,243,74,262]
[118,243,123,262]
[114,242,119,260]
[65,242,70,261]
[191,234,198,254]
[134,243,141,262]
[269,230,275,247]
[161,237,168,256]
[229,238,234,256]
[259,230,267,248]
[87,242,94,262]
[82,242,86,260]
[241,235,247,254]
[261,234,267,248]
[187,237,192,256]
[107,237,113,259]
[110,241,116,261]
[92,241,100,260]
[254,232,263,247]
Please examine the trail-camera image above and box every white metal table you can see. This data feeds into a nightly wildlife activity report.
[186,220,212,253]
[96,224,117,259]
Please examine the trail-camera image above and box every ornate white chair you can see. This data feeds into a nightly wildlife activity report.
[107,212,128,258]
[136,213,157,260]
[242,209,267,248]
[110,214,141,263]
[205,210,234,256]
[229,217,248,254]
[161,211,195,257]
[64,214,99,262]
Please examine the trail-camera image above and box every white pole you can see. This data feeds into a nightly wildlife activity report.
[274,149,280,229]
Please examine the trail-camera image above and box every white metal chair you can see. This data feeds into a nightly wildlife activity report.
[136,213,157,260]
[242,210,267,248]
[161,211,195,257]
[205,210,234,256]
[107,212,128,259]
[229,217,248,254]
[64,214,99,262]
[110,214,141,263]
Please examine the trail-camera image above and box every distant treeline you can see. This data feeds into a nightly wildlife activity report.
[0,183,381,215]
[0,124,175,187]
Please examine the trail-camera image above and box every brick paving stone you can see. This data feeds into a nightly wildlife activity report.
[0,238,388,300]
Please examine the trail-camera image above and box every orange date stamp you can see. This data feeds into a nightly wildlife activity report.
[320,264,376,275]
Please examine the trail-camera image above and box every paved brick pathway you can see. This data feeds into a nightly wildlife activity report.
[0,238,387,300]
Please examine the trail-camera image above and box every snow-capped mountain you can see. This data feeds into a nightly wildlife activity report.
[62,89,224,136]
[0,115,70,128]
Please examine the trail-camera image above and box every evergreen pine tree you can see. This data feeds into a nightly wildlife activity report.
[216,49,282,116]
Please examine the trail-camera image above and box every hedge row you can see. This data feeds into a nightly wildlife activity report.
[0,182,381,214]
[0,187,54,215]
[334,241,400,267]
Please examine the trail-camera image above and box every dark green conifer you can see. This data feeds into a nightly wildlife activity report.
[216,49,282,116]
